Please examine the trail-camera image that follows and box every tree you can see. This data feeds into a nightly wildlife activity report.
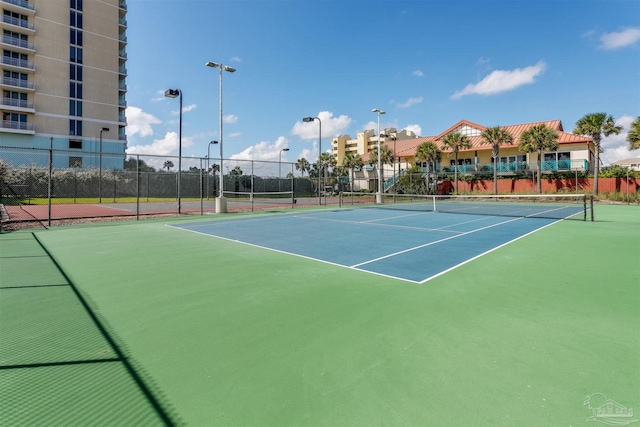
[368,145,394,191]
[414,142,441,194]
[318,152,337,189]
[627,116,640,151]
[163,160,174,172]
[124,158,155,172]
[480,126,514,194]
[574,113,622,195]
[441,132,472,194]
[518,124,559,193]
[295,158,311,177]
[342,152,364,192]
[230,166,243,176]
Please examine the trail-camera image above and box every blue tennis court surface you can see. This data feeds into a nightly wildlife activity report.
[171,209,559,283]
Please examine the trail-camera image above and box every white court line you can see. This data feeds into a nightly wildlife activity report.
[417,219,561,284]
[350,216,524,268]
[165,223,421,283]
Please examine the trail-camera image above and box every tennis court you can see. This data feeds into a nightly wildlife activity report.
[1,202,638,426]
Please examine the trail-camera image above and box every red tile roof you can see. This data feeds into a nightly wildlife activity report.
[371,119,593,159]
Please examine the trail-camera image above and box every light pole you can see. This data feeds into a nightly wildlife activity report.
[164,88,182,213]
[302,116,322,205]
[206,60,236,214]
[279,148,289,184]
[372,109,385,203]
[99,127,109,203]
[207,140,218,199]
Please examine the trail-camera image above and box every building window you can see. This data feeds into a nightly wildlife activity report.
[70,0,83,11]
[69,82,83,99]
[69,99,82,116]
[69,64,83,81]
[70,10,83,29]
[69,119,82,136]
[69,139,82,149]
[69,156,82,168]
[70,29,83,46]
[2,112,27,129]
[3,10,29,28]
[70,46,83,63]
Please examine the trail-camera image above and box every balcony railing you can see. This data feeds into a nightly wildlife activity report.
[2,0,35,11]
[441,159,590,174]
[119,81,127,91]
[1,35,34,50]
[118,49,127,59]
[1,120,33,131]
[118,33,127,43]
[119,17,127,26]
[1,56,34,70]
[1,97,33,109]
[1,76,34,89]
[1,15,34,30]
[118,65,127,75]
[119,1,127,10]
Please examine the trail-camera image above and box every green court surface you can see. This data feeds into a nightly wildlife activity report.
[1,204,638,426]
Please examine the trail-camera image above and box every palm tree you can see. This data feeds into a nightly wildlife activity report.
[163,160,174,172]
[295,158,310,177]
[415,142,441,194]
[368,145,394,192]
[318,152,336,190]
[627,116,640,151]
[441,132,472,194]
[518,124,559,193]
[574,113,623,195]
[342,152,364,192]
[480,126,514,194]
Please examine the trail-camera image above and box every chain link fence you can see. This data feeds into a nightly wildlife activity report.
[0,146,319,226]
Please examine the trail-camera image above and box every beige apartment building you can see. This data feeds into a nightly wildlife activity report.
[0,0,127,168]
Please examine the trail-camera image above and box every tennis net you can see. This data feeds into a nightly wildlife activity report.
[224,190,295,211]
[339,192,593,221]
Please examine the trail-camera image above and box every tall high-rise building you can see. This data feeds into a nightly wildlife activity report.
[0,0,127,168]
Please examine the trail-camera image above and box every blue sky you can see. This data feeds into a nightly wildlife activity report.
[124,0,640,170]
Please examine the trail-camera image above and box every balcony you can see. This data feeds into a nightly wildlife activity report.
[441,159,590,175]
[1,35,34,51]
[1,15,35,31]
[118,33,127,43]
[1,56,34,71]
[118,64,127,75]
[1,97,34,111]
[119,1,127,10]
[118,81,127,92]
[119,17,127,27]
[1,0,35,12]
[118,49,127,59]
[1,76,34,90]
[1,120,34,134]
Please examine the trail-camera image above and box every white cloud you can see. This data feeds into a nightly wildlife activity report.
[126,131,195,158]
[126,131,178,156]
[291,111,352,140]
[600,27,640,50]
[403,124,422,136]
[451,61,547,99]
[171,104,197,115]
[600,115,637,164]
[125,106,161,137]
[397,96,423,109]
[231,56,242,62]
[229,132,242,138]
[412,70,424,77]
[230,136,289,161]
[151,90,166,102]
[223,114,238,124]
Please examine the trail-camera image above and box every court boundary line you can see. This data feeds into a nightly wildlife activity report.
[417,219,562,283]
[168,214,560,284]
[167,224,422,284]
[350,216,524,268]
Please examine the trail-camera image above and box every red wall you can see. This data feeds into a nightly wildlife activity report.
[439,177,639,194]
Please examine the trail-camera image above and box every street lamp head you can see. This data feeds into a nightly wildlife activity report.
[222,65,236,73]
[164,89,180,98]
[210,140,219,144]
[372,108,385,115]
[101,127,109,132]
[302,117,315,122]
[205,61,220,68]
[282,148,290,152]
